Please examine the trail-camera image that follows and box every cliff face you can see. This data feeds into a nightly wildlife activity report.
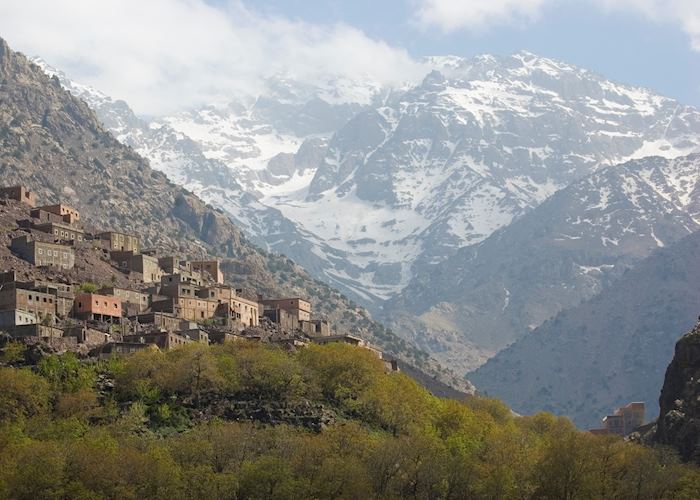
[654,322,700,463]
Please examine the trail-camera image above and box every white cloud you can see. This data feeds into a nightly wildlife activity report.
[416,0,700,53]
[415,0,551,32]
[0,0,424,115]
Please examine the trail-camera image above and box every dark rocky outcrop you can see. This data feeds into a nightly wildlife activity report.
[187,395,336,432]
[654,321,700,463]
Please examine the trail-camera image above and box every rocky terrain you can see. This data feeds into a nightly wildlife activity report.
[388,154,700,371]
[469,228,700,428]
[0,37,467,388]
[654,321,700,464]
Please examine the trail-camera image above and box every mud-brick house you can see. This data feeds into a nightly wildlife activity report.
[153,294,219,322]
[0,185,36,207]
[0,309,37,328]
[260,297,311,322]
[10,235,75,269]
[63,326,111,346]
[122,331,193,350]
[312,334,383,358]
[191,259,224,284]
[110,251,164,283]
[33,221,85,243]
[233,295,260,327]
[99,286,150,314]
[26,281,75,318]
[29,208,66,224]
[263,306,299,331]
[94,342,158,359]
[300,319,331,337]
[98,231,140,253]
[36,203,80,223]
[129,312,188,332]
[158,256,192,275]
[0,285,57,320]
[73,293,122,323]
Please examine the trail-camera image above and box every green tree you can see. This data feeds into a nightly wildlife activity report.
[0,367,50,421]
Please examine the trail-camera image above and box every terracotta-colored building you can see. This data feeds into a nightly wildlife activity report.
[73,293,122,322]
[99,286,150,313]
[592,402,646,436]
[0,185,36,207]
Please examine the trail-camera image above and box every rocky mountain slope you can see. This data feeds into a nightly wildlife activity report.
[387,154,700,371]
[654,321,700,464]
[469,228,700,428]
[0,37,463,386]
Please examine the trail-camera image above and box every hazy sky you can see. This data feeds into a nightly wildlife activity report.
[1,0,698,115]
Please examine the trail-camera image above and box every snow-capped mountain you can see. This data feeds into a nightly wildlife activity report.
[282,52,700,302]
[387,154,700,372]
[33,53,700,313]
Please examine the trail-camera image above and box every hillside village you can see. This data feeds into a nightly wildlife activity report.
[0,185,396,369]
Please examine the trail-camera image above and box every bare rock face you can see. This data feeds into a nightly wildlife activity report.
[654,321,700,463]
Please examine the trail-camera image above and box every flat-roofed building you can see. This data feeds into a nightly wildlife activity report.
[30,208,65,224]
[595,402,646,436]
[22,281,75,318]
[10,235,75,269]
[110,251,163,283]
[234,295,260,327]
[122,332,192,350]
[191,260,224,284]
[98,231,140,253]
[99,286,150,313]
[0,286,57,320]
[129,312,188,332]
[158,256,191,274]
[260,297,311,322]
[73,293,122,322]
[0,185,36,207]
[94,342,158,359]
[311,334,382,358]
[33,221,85,243]
[161,272,203,287]
[0,309,37,327]
[36,203,80,222]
